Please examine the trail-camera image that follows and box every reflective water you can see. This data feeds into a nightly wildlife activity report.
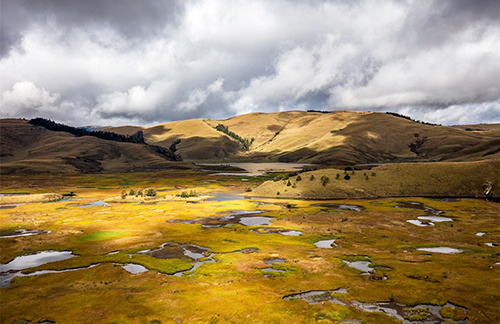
[314,239,337,248]
[0,251,76,272]
[283,288,348,305]
[239,216,273,226]
[79,200,110,207]
[417,247,463,254]
[121,263,149,274]
[343,260,374,273]
[203,162,314,176]
[311,203,365,212]
[0,229,51,238]
[280,230,302,236]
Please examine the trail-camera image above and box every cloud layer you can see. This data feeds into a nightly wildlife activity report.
[1,0,499,126]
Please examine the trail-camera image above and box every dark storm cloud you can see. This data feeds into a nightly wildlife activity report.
[1,0,184,56]
[1,0,498,126]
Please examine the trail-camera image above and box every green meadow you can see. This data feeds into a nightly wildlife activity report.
[0,170,498,323]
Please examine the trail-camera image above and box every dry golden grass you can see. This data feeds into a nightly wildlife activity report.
[105,110,499,164]
[249,160,499,199]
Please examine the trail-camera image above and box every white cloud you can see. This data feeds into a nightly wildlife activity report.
[0,0,498,126]
[1,81,60,116]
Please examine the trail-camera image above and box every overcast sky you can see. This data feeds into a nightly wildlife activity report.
[1,0,499,126]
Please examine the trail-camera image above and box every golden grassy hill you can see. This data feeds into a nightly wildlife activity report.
[0,119,194,174]
[106,111,499,164]
[247,160,499,199]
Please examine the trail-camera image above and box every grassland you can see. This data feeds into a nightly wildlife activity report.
[0,169,498,323]
[248,160,499,199]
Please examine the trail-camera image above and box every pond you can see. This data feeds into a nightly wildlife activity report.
[314,239,337,248]
[343,260,374,274]
[205,192,244,202]
[79,200,110,208]
[0,250,77,288]
[283,288,348,305]
[171,210,271,228]
[417,247,463,254]
[0,229,51,238]
[407,216,453,227]
[311,203,365,212]
[202,162,314,176]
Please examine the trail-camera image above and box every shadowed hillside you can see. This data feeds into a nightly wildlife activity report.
[106,110,500,164]
[0,119,193,174]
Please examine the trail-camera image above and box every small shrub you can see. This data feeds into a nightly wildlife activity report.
[371,172,376,177]
[321,176,330,186]
[121,190,127,199]
[344,174,351,180]
[296,175,302,181]
[244,187,252,192]
[292,183,296,188]
[145,188,157,197]
[136,189,143,197]
[287,180,292,186]
[276,191,280,196]
[336,173,340,180]
[309,175,315,181]
[129,189,136,196]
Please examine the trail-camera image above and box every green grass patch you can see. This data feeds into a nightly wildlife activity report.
[77,231,125,242]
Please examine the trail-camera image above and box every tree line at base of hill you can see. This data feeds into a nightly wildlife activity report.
[29,117,146,144]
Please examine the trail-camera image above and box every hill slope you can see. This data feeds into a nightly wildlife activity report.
[0,119,193,174]
[247,160,499,199]
[106,110,500,164]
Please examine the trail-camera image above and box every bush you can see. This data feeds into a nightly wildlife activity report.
[321,176,330,186]
[344,174,351,180]
[296,175,302,181]
[145,188,157,197]
[309,175,315,181]
[129,189,136,196]
[121,190,127,199]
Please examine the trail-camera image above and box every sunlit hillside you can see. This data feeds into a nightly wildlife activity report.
[107,110,500,164]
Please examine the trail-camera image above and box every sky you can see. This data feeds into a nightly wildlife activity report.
[1,0,499,127]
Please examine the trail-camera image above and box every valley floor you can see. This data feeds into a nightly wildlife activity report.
[0,170,498,323]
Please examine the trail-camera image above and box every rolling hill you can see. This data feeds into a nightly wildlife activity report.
[0,119,193,174]
[106,110,500,164]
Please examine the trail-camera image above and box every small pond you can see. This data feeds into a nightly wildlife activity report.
[1,250,77,288]
[251,227,302,236]
[202,162,314,177]
[407,216,453,227]
[283,288,348,305]
[171,210,272,228]
[311,203,365,212]
[394,201,444,216]
[0,229,51,238]
[343,260,374,274]
[205,192,245,202]
[416,247,463,254]
[121,263,149,274]
[314,239,337,248]
[79,200,110,208]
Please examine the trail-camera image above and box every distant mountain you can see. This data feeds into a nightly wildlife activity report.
[105,110,499,164]
[0,119,192,174]
[78,125,112,132]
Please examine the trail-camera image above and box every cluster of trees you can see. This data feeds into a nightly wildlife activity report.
[176,190,198,198]
[29,118,145,144]
[307,110,330,113]
[121,188,157,198]
[214,124,254,150]
[385,112,441,126]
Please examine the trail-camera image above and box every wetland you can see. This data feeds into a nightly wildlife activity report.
[0,168,498,323]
